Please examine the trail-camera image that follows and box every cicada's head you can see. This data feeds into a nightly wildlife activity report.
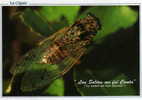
[70,13,101,41]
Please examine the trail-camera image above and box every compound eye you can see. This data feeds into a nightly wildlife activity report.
[87,13,96,18]
[87,13,102,30]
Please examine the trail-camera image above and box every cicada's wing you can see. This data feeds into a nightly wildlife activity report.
[10,27,69,74]
[6,38,53,94]
[9,39,52,75]
[7,27,69,93]
[37,27,69,46]
[59,48,86,76]
[20,64,61,92]
[6,26,73,93]
[20,48,86,92]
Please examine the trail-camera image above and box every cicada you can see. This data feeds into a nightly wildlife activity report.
[6,13,101,93]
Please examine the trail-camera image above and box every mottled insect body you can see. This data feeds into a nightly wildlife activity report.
[39,14,100,64]
[7,14,101,92]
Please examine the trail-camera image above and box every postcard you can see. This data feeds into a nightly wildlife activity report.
[2,5,140,96]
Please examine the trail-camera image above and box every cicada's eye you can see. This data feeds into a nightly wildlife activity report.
[87,13,96,17]
[87,13,102,30]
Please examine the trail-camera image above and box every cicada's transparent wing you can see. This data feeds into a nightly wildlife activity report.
[7,27,71,93]
[59,48,86,75]
[20,48,86,92]
[38,27,69,46]
[10,27,69,75]
[21,64,61,92]
[6,38,53,94]
[10,39,52,75]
